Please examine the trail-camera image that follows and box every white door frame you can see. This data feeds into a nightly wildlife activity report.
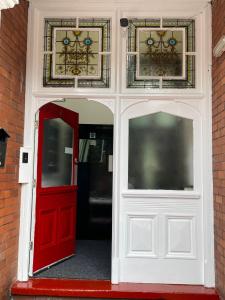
[17,0,214,287]
[26,97,118,281]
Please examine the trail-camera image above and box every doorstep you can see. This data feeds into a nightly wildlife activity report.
[11,278,219,300]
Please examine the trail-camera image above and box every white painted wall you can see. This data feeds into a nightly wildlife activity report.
[55,99,113,124]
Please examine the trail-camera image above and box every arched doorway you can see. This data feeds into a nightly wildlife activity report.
[32,98,114,280]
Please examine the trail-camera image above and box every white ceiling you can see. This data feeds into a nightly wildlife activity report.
[30,0,210,15]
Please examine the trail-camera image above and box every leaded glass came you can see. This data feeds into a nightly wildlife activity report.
[43,18,111,88]
[127,18,195,89]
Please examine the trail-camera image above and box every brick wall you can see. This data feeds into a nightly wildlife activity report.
[212,0,225,300]
[0,1,29,299]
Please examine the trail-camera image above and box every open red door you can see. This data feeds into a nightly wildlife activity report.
[33,102,78,272]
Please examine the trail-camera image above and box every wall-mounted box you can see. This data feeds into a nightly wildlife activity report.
[19,147,32,183]
[0,128,10,168]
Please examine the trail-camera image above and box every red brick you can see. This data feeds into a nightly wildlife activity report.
[0,1,28,299]
[212,1,225,299]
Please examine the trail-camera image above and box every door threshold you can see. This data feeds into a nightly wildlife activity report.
[33,254,75,275]
[11,278,219,300]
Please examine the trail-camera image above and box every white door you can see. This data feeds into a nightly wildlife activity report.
[119,100,203,284]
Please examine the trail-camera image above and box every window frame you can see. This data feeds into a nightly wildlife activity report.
[33,9,116,94]
[121,13,203,95]
[121,100,201,195]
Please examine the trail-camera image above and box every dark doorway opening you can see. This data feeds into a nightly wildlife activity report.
[77,124,113,240]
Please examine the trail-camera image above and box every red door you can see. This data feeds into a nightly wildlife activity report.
[33,102,79,272]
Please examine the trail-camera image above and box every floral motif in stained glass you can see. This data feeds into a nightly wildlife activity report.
[43,18,111,88]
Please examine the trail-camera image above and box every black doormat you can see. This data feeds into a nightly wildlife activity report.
[34,240,111,280]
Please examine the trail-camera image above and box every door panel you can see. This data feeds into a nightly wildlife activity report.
[120,101,203,284]
[59,205,75,241]
[39,209,57,248]
[33,103,78,272]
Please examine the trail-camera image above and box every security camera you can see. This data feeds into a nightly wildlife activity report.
[120,18,128,28]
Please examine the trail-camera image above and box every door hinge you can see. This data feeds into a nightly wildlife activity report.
[29,241,33,251]
[32,179,36,188]
[34,120,39,129]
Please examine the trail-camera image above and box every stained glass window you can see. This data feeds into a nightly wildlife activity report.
[43,18,111,88]
[127,18,195,89]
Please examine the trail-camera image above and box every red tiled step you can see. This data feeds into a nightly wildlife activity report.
[11,278,219,300]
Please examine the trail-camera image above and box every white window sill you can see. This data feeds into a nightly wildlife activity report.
[122,190,201,199]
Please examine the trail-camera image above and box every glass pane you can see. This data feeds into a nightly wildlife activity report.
[162,56,195,88]
[127,18,160,52]
[127,54,160,89]
[79,18,111,52]
[138,29,183,77]
[78,55,111,88]
[43,18,111,88]
[127,18,196,89]
[43,54,75,88]
[162,18,195,52]
[55,29,100,77]
[42,118,73,187]
[128,112,193,190]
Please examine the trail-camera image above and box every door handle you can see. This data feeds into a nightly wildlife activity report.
[74,158,79,186]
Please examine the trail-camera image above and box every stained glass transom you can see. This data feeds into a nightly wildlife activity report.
[127,18,195,89]
[43,18,111,88]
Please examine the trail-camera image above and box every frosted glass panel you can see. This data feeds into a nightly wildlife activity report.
[42,118,73,187]
[128,112,193,190]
